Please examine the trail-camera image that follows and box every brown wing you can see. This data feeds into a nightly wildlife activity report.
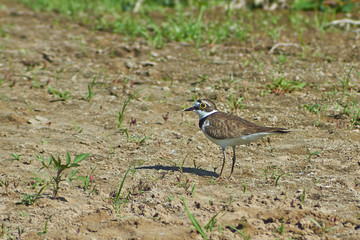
[204,112,289,140]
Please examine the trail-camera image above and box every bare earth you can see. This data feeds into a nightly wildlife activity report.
[1,1,360,239]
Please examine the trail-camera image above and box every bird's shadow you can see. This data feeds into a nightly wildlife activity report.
[136,164,219,177]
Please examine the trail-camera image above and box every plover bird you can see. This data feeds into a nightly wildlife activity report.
[185,99,289,178]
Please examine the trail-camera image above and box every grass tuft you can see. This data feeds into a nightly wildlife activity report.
[181,196,208,240]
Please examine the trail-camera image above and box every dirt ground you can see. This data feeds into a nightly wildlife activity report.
[1,1,360,239]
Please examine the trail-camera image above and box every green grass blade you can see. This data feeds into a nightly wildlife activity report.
[227,225,249,240]
[204,213,218,232]
[115,165,132,201]
[181,196,207,240]
[306,216,322,228]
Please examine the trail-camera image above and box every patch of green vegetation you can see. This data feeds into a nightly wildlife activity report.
[304,103,324,114]
[18,184,47,206]
[15,0,359,49]
[36,152,89,198]
[10,153,21,162]
[48,86,72,101]
[266,76,306,95]
[320,66,360,128]
[304,148,321,162]
[228,93,246,112]
[262,165,286,187]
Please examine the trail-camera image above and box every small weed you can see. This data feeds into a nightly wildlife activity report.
[204,213,218,232]
[303,104,323,114]
[250,54,264,72]
[263,165,285,186]
[129,118,137,127]
[41,139,50,145]
[128,179,151,198]
[164,153,188,173]
[38,215,52,236]
[195,74,209,85]
[24,99,35,112]
[190,182,196,197]
[48,86,72,101]
[30,79,49,89]
[210,177,216,185]
[72,121,83,133]
[273,165,285,187]
[227,219,251,240]
[274,218,285,235]
[163,112,169,123]
[76,167,98,194]
[117,89,141,129]
[85,76,96,101]
[304,148,321,162]
[17,226,24,239]
[131,135,149,145]
[18,184,47,206]
[263,167,269,181]
[29,175,47,189]
[267,76,306,95]
[109,144,115,158]
[167,195,174,202]
[277,54,287,63]
[339,66,354,92]
[111,166,132,213]
[300,188,306,204]
[176,175,194,196]
[228,94,246,112]
[36,152,89,198]
[117,89,141,142]
[192,159,202,173]
[1,223,12,239]
[181,196,208,240]
[10,153,21,162]
[306,216,334,235]
[348,101,360,127]
[227,194,234,208]
[0,177,10,194]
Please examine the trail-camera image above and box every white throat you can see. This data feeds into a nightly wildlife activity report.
[194,109,218,119]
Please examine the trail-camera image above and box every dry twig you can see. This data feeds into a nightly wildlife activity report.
[268,43,300,54]
[325,19,360,31]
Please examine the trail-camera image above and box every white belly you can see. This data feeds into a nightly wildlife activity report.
[203,131,271,149]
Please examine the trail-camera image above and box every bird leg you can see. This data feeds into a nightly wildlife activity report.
[218,147,226,177]
[229,146,236,178]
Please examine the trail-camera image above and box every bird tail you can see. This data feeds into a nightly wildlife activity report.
[271,128,290,134]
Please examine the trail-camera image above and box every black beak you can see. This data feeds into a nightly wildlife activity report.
[184,106,195,111]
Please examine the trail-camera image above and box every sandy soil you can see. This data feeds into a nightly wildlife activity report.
[1,1,360,239]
